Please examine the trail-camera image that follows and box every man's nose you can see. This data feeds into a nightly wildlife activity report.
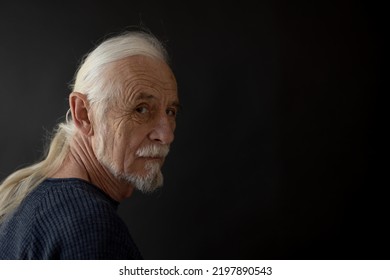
[149,115,175,145]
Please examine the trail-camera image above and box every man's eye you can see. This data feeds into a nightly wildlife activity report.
[135,106,149,114]
[166,108,177,116]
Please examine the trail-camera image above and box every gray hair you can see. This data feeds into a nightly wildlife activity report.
[0,30,169,223]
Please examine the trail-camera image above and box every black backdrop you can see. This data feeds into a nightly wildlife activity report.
[0,1,385,259]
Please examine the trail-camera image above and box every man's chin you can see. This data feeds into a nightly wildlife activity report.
[100,157,163,193]
[120,170,163,194]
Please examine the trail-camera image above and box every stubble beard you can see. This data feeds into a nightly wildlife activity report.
[95,130,168,193]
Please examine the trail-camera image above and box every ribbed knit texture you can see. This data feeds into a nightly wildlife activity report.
[0,178,142,259]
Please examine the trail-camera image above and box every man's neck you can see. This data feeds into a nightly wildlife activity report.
[50,133,134,201]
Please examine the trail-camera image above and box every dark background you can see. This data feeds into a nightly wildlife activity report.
[0,1,385,259]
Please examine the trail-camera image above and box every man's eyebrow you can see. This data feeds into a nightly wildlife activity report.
[134,92,156,101]
[171,101,182,111]
[134,93,181,110]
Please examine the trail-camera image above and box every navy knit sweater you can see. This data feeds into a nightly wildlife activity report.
[0,178,142,259]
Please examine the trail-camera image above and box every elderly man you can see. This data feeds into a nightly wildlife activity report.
[0,31,179,259]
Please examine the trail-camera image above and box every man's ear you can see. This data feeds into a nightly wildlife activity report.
[69,92,94,136]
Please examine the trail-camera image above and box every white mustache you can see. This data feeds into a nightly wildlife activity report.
[136,145,170,158]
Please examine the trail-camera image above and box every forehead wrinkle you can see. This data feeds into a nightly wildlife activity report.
[121,76,177,106]
[108,56,177,108]
[121,78,156,106]
[124,72,176,90]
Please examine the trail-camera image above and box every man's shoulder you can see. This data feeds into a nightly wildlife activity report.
[28,178,141,259]
[36,178,117,211]
[30,178,123,227]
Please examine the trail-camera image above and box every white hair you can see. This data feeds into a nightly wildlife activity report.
[73,31,168,124]
[0,30,169,223]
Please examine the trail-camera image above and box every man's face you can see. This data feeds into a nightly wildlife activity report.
[94,55,179,193]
